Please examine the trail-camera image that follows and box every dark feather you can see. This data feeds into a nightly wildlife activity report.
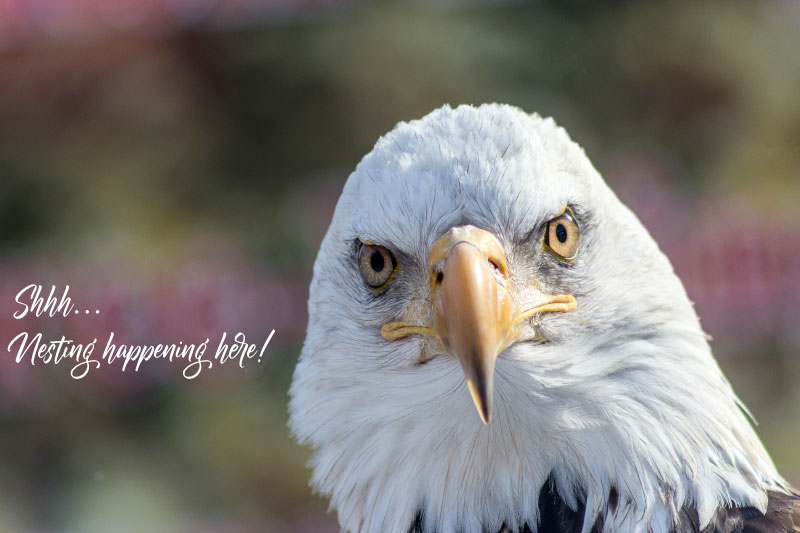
[709,490,799,533]
[409,480,800,533]
[533,475,603,533]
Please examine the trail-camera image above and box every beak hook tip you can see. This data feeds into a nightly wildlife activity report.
[467,378,493,425]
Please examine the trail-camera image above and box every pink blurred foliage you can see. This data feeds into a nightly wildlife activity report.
[0,0,347,48]
[0,249,307,411]
[681,200,800,352]
[0,265,45,410]
[608,147,800,359]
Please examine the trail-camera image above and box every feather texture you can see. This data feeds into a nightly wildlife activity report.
[406,478,800,533]
[289,104,792,533]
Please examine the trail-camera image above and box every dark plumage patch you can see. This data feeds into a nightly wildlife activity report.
[407,481,800,533]
[534,475,600,533]
[408,508,425,533]
[608,487,619,513]
[680,490,800,533]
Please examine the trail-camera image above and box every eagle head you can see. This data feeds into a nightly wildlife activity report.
[289,104,789,533]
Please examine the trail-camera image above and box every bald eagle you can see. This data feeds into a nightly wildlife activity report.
[289,104,799,533]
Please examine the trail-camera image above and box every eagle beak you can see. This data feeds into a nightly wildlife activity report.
[429,226,518,425]
[380,225,578,425]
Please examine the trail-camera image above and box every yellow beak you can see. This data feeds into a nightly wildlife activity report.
[380,225,577,425]
[429,226,518,424]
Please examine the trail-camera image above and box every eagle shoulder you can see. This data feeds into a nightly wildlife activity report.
[691,490,800,533]
[515,480,795,533]
[406,487,800,533]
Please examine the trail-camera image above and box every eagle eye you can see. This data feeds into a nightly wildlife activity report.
[358,242,398,291]
[543,208,579,261]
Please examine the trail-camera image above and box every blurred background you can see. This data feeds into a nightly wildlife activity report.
[0,0,799,531]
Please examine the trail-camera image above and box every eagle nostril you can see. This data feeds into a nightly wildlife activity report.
[431,268,445,288]
[488,258,505,277]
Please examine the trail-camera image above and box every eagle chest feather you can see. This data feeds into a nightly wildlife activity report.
[408,484,800,533]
